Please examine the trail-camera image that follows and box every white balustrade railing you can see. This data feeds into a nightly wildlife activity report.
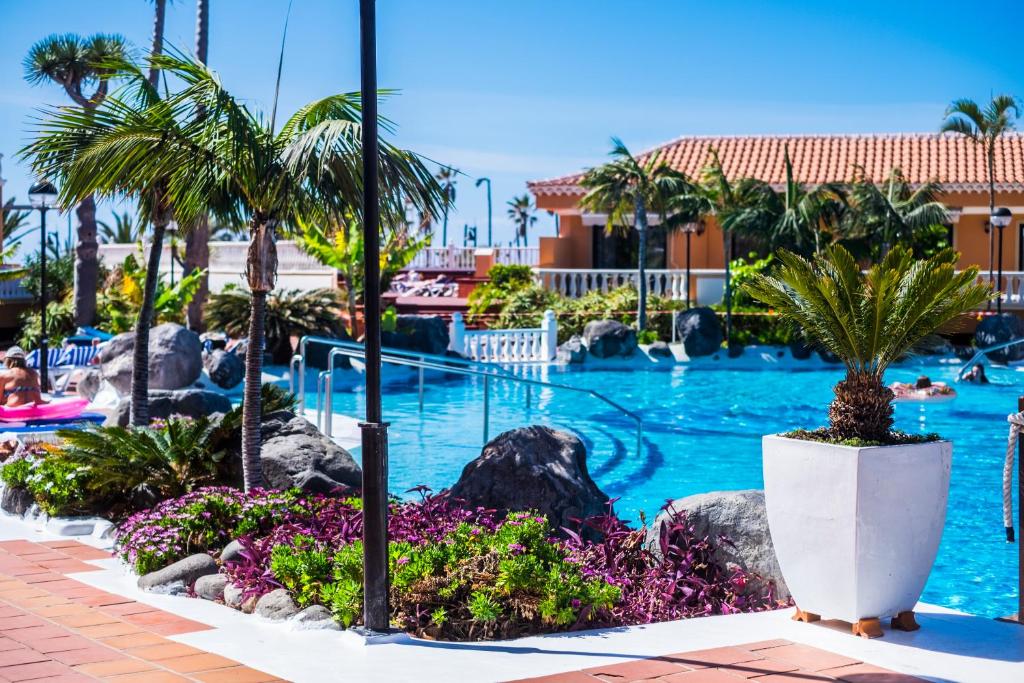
[981,271,1024,308]
[449,310,558,363]
[0,272,31,302]
[535,268,721,302]
[406,246,476,270]
[495,246,539,266]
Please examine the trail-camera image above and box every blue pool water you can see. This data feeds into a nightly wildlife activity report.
[315,354,1022,618]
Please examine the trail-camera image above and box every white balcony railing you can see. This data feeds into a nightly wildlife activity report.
[495,246,540,266]
[449,310,558,363]
[534,268,726,305]
[406,246,539,271]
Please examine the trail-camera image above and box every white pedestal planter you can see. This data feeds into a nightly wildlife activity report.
[762,435,951,633]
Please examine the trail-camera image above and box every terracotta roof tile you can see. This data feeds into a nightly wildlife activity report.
[527,133,1024,196]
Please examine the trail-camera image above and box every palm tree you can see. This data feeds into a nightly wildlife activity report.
[184,0,211,331]
[765,147,846,256]
[24,33,126,328]
[743,245,989,441]
[23,56,194,427]
[147,0,171,86]
[579,138,685,330]
[435,166,457,245]
[847,167,948,257]
[941,95,1020,293]
[98,211,147,244]
[506,194,536,247]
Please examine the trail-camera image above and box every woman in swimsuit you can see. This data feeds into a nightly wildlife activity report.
[1,347,45,407]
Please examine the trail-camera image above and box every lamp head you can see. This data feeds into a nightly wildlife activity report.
[27,180,58,209]
[991,207,1013,228]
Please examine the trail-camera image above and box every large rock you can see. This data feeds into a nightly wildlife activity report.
[292,605,340,630]
[647,490,788,600]
[674,307,723,358]
[138,553,218,591]
[194,573,228,601]
[204,350,244,390]
[557,335,587,364]
[382,315,449,356]
[448,426,608,533]
[100,324,204,395]
[76,368,103,401]
[648,341,673,358]
[256,410,362,494]
[975,313,1024,363]
[219,539,244,564]
[255,588,299,620]
[107,389,232,427]
[0,487,34,516]
[582,320,637,359]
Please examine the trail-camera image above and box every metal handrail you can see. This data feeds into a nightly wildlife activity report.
[956,338,1024,381]
[291,337,643,459]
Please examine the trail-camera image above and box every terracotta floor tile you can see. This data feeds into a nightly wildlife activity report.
[0,659,77,681]
[102,671,192,682]
[96,603,152,618]
[818,663,929,682]
[660,670,746,682]
[145,620,212,636]
[124,642,204,662]
[0,647,50,667]
[0,637,24,652]
[583,656,690,681]
[0,616,46,631]
[38,672,99,683]
[662,647,763,669]
[718,658,801,679]
[77,594,135,609]
[160,653,240,674]
[754,673,836,682]
[98,633,167,650]
[34,605,92,619]
[192,666,281,683]
[54,613,120,629]
[74,658,156,677]
[741,639,792,651]
[504,673,601,683]
[59,547,111,562]
[32,635,95,653]
[6,625,71,643]
[38,541,82,550]
[49,645,123,666]
[0,541,47,555]
[18,573,66,585]
[766,645,860,672]
[37,560,100,574]
[75,623,142,640]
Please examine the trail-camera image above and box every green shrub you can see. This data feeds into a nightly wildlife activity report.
[18,297,76,349]
[1,450,93,516]
[637,329,659,345]
[0,458,31,489]
[96,253,205,334]
[468,264,536,319]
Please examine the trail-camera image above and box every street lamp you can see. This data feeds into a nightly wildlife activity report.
[681,221,705,309]
[27,180,58,391]
[475,177,492,246]
[992,207,1013,314]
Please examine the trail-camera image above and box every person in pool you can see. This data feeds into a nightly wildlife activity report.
[1,347,46,407]
[961,363,990,384]
[890,375,956,399]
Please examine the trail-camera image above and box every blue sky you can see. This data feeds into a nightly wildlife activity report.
[2,0,1023,252]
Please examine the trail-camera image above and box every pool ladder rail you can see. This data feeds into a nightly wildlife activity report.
[289,336,643,459]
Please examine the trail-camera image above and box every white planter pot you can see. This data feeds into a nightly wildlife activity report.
[762,434,951,624]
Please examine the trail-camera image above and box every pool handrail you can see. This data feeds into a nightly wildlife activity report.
[297,340,643,461]
[956,337,1024,381]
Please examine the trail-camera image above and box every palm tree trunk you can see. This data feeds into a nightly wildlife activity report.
[635,195,648,330]
[724,230,733,348]
[828,371,895,442]
[73,196,99,327]
[184,217,209,331]
[241,289,266,491]
[346,266,358,337]
[148,0,167,87]
[129,220,168,426]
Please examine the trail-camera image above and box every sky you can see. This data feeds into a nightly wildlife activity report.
[2,0,1024,254]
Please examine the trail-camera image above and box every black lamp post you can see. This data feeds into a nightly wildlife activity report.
[359,0,390,634]
[992,207,1013,314]
[27,181,59,390]
[475,177,492,246]
[681,221,705,309]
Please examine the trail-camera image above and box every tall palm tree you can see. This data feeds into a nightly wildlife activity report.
[506,194,536,247]
[147,0,171,86]
[579,138,685,330]
[765,147,847,256]
[24,33,126,328]
[23,56,194,427]
[941,95,1019,292]
[847,167,948,257]
[435,166,457,245]
[184,0,211,331]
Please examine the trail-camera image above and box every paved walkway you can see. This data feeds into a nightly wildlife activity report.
[506,639,926,682]
[0,539,282,682]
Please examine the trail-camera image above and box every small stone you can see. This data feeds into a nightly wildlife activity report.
[292,605,339,630]
[255,588,299,620]
[647,341,673,358]
[194,574,228,601]
[223,583,244,610]
[138,554,217,591]
[219,539,244,564]
[557,335,587,364]
[46,519,96,537]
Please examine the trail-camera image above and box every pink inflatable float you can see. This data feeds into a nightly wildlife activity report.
[0,397,90,422]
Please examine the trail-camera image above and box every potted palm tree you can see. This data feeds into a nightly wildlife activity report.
[744,245,989,638]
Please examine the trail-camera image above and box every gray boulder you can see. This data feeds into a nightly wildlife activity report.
[583,320,637,359]
[138,553,218,591]
[647,341,673,358]
[647,490,788,600]
[257,410,362,493]
[219,539,244,564]
[1,487,34,516]
[292,605,339,630]
[382,315,449,355]
[557,335,587,364]
[204,350,244,390]
[107,389,232,427]
[100,323,204,395]
[76,369,103,401]
[194,573,228,601]
[674,307,722,358]
[448,426,608,533]
[255,588,299,620]
[976,313,1024,363]
[224,583,244,610]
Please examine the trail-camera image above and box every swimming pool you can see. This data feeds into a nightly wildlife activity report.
[315,353,1021,619]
